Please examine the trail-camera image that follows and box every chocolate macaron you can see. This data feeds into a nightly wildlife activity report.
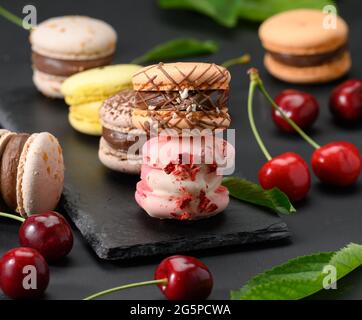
[131,62,231,133]
[99,89,146,174]
[0,130,64,217]
[30,16,117,98]
[259,9,351,83]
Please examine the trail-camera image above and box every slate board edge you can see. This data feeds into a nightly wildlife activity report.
[62,185,290,260]
[104,223,291,261]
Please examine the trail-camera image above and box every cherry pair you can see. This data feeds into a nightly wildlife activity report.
[248,68,362,202]
[0,211,73,299]
[272,79,362,131]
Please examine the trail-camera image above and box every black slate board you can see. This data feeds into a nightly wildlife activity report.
[0,87,289,260]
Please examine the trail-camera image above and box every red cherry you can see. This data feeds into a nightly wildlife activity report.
[272,89,319,132]
[19,211,73,262]
[0,247,49,299]
[329,79,362,121]
[258,152,311,202]
[154,255,213,300]
[312,142,362,186]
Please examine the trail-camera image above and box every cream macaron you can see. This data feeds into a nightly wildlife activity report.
[259,9,351,83]
[30,16,117,98]
[0,130,64,217]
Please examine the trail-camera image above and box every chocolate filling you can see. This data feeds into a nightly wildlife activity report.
[32,52,114,77]
[134,90,229,111]
[268,44,347,67]
[102,127,146,154]
[0,134,30,210]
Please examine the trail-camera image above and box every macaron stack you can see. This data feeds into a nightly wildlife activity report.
[98,62,232,175]
[61,64,142,135]
[131,62,231,133]
[259,9,351,83]
[135,135,234,220]
[99,89,146,173]
[130,62,234,220]
[30,16,117,98]
[0,130,64,217]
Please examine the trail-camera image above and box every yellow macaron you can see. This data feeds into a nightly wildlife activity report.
[61,64,142,135]
[68,101,103,136]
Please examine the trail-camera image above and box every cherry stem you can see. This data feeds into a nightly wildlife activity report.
[0,212,25,223]
[248,68,321,150]
[0,5,32,30]
[222,54,251,68]
[247,71,273,161]
[83,278,168,300]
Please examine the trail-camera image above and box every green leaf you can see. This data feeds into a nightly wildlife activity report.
[131,38,218,64]
[237,0,336,22]
[231,243,362,300]
[159,0,240,27]
[159,0,335,27]
[222,176,295,215]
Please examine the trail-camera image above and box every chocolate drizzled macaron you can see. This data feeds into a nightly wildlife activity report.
[131,62,231,133]
[30,16,117,98]
[259,9,350,83]
[0,130,64,217]
[99,89,146,174]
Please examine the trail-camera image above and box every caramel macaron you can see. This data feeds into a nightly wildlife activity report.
[30,16,117,98]
[131,62,231,133]
[259,9,351,83]
[0,131,64,217]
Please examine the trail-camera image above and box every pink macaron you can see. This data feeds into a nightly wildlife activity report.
[135,135,235,220]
